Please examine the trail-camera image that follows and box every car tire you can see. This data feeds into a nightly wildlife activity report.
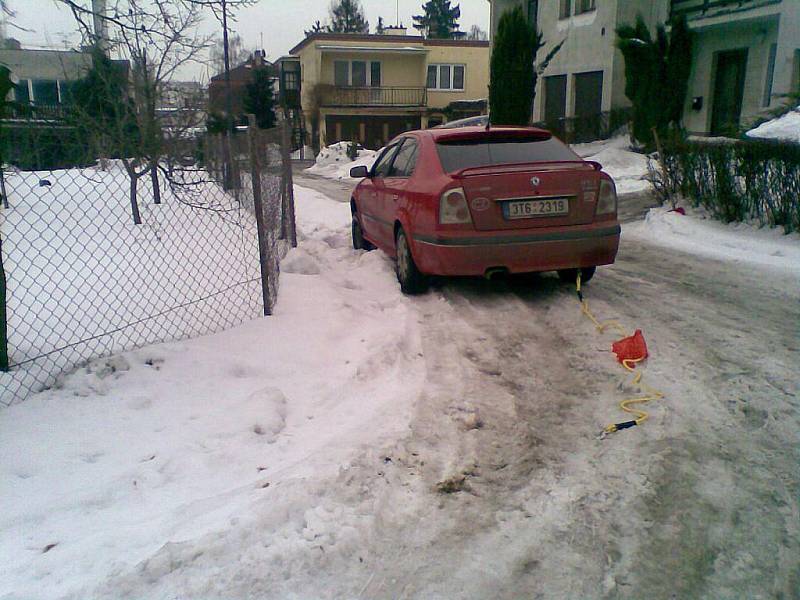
[558,266,596,285]
[351,213,374,251]
[395,228,426,294]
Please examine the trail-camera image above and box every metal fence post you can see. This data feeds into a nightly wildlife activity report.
[0,228,9,371]
[247,114,273,316]
[0,168,8,209]
[280,119,298,248]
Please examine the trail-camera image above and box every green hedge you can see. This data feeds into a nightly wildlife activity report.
[659,138,800,233]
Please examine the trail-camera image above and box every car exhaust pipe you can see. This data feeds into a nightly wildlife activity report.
[484,267,509,281]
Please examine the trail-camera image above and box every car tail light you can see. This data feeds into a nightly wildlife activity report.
[596,179,617,215]
[439,187,472,225]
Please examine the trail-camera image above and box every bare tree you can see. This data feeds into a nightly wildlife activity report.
[209,33,250,76]
[58,0,214,223]
[467,24,487,41]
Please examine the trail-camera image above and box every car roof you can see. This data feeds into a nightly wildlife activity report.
[419,125,554,141]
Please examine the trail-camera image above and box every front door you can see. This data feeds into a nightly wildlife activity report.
[544,74,567,137]
[361,142,401,249]
[711,49,748,136]
[381,137,419,251]
[573,70,604,141]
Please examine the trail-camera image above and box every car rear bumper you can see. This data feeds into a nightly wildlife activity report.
[411,223,620,276]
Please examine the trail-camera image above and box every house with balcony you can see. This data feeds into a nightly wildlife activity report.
[287,30,490,150]
[488,0,800,137]
[0,44,93,120]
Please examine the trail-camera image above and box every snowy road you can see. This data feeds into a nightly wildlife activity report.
[2,178,798,599]
[291,171,799,598]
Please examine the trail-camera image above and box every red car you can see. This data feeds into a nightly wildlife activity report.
[349,126,620,294]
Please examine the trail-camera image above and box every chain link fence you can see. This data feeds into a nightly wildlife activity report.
[0,117,295,406]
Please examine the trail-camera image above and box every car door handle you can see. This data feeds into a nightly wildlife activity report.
[392,195,399,202]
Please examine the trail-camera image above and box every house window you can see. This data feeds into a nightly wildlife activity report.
[15,79,31,104]
[352,61,367,86]
[334,61,349,86]
[763,43,777,107]
[426,65,437,88]
[32,79,59,104]
[283,70,299,91]
[426,64,466,91]
[439,65,451,89]
[58,80,77,105]
[334,60,382,87]
[559,0,571,19]
[371,61,382,87]
[575,0,595,14]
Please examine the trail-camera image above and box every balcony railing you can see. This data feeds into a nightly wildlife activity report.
[319,85,427,107]
[670,0,781,20]
[4,102,72,122]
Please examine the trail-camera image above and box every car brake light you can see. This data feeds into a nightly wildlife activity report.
[596,179,617,215]
[439,187,472,224]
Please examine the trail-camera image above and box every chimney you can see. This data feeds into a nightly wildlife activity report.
[383,26,407,36]
[92,0,108,50]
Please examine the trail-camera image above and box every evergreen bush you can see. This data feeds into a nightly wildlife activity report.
[616,15,693,150]
[489,7,537,126]
[657,138,800,233]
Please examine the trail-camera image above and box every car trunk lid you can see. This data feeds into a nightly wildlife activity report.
[435,128,601,231]
[456,163,601,231]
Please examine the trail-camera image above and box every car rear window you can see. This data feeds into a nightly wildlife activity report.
[435,136,579,173]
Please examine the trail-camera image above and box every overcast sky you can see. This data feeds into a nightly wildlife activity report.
[6,0,490,79]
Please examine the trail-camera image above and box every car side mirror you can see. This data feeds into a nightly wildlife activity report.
[350,165,369,178]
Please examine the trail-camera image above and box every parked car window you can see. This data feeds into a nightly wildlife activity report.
[387,139,419,177]
[372,143,401,178]
[435,136,578,173]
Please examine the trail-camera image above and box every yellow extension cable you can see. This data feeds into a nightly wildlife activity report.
[575,271,665,438]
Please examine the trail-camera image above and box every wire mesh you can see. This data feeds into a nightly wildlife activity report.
[0,120,292,406]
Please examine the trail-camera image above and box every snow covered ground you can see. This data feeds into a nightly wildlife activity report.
[2,175,797,598]
[746,105,800,143]
[0,163,268,404]
[572,136,652,195]
[0,184,425,599]
[627,206,800,276]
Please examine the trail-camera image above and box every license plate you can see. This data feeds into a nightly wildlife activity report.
[504,198,569,219]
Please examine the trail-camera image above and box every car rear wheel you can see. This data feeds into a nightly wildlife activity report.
[395,228,426,294]
[351,213,374,251]
[558,266,596,285]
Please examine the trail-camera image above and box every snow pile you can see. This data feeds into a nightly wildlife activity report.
[0,185,425,599]
[625,206,800,275]
[305,142,378,180]
[572,136,652,195]
[746,105,800,143]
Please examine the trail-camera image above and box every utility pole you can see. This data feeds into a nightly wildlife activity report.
[221,0,235,189]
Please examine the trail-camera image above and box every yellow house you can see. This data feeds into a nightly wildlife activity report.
[287,30,490,149]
